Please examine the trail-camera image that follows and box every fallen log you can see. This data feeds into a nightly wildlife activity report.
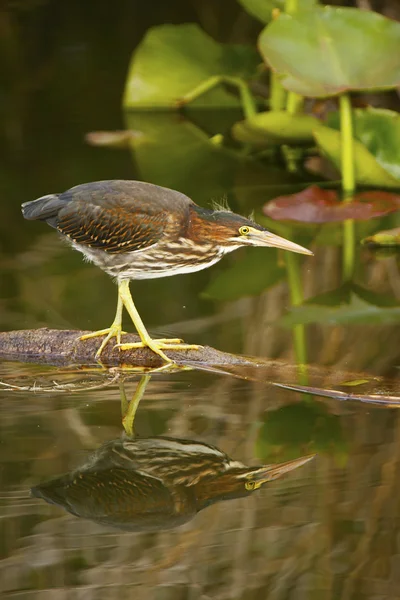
[1,329,400,408]
[0,328,266,369]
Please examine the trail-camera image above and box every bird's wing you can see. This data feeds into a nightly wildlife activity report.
[57,201,168,253]
[32,468,179,524]
[56,180,192,254]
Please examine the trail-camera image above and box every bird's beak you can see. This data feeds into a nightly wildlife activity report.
[248,454,315,489]
[248,228,313,256]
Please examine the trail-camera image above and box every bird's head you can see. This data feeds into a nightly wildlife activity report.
[194,454,315,510]
[190,207,312,256]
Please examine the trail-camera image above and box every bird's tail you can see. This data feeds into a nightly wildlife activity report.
[21,194,66,228]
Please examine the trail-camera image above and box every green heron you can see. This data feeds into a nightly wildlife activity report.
[22,180,312,363]
[31,435,314,531]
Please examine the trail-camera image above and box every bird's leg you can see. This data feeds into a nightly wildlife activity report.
[116,280,200,363]
[121,375,151,436]
[80,293,127,358]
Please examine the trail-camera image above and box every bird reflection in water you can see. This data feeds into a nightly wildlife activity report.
[31,435,314,532]
[31,375,314,531]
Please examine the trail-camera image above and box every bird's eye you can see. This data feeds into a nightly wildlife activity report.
[245,480,256,491]
[239,226,250,236]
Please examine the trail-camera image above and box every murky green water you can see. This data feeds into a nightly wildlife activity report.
[2,5,400,598]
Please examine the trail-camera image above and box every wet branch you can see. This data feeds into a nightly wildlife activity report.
[0,328,267,369]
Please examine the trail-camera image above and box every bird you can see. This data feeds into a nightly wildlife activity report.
[22,180,312,363]
[31,435,314,531]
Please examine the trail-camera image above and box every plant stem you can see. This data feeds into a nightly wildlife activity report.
[285,0,298,14]
[285,251,308,372]
[178,75,257,120]
[286,92,304,115]
[270,72,287,111]
[340,94,355,196]
[339,93,356,281]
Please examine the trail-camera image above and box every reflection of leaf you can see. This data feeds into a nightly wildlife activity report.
[123,24,259,108]
[263,185,400,222]
[314,127,400,189]
[327,108,400,181]
[202,247,285,301]
[238,0,316,23]
[256,402,346,463]
[300,282,398,308]
[124,112,246,202]
[281,293,400,327]
[363,226,400,247]
[232,111,320,145]
[259,7,400,97]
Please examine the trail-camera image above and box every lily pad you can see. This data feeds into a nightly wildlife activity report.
[281,291,400,327]
[362,227,400,247]
[256,402,346,463]
[313,126,400,189]
[263,185,400,223]
[327,108,400,181]
[237,0,316,24]
[123,24,259,108]
[202,247,285,301]
[124,112,247,202]
[259,7,400,97]
[232,110,320,145]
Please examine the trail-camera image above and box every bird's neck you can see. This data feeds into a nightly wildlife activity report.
[187,205,227,246]
[193,473,248,511]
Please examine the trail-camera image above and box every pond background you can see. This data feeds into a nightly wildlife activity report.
[1,1,400,598]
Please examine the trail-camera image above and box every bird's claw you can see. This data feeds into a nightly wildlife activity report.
[114,339,201,364]
[79,325,127,358]
[115,341,200,351]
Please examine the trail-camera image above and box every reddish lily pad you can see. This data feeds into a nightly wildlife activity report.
[263,186,400,223]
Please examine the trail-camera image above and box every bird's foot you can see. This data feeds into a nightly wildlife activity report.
[115,338,201,364]
[80,325,127,358]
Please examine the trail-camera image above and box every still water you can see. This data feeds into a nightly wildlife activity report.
[2,10,400,598]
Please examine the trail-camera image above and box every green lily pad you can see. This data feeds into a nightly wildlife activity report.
[281,289,400,327]
[256,403,346,463]
[237,0,316,24]
[123,24,259,108]
[313,126,400,189]
[202,247,285,301]
[327,108,400,181]
[232,110,320,145]
[259,7,400,97]
[124,111,248,202]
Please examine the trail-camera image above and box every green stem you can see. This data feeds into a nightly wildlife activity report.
[342,220,355,281]
[286,92,304,115]
[178,75,256,120]
[285,0,298,13]
[270,72,287,111]
[339,93,356,281]
[339,94,355,196]
[285,252,308,373]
